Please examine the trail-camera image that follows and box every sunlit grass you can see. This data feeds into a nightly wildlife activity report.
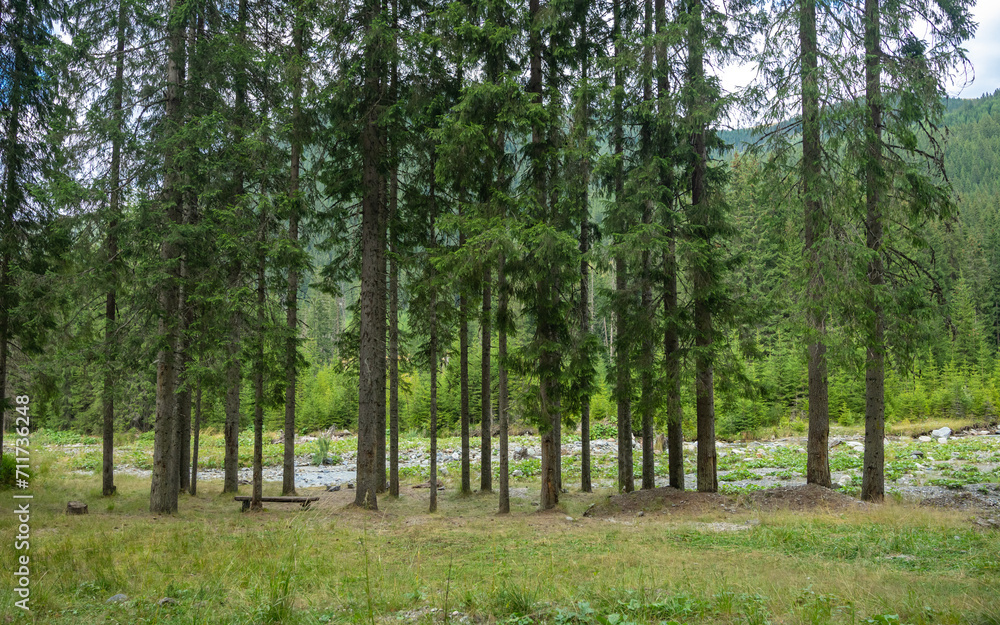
[1,446,998,625]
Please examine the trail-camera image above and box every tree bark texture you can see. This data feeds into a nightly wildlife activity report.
[149,0,185,514]
[250,250,266,512]
[102,0,127,498]
[498,254,510,513]
[388,0,400,498]
[640,0,655,491]
[687,0,717,493]
[190,383,201,495]
[283,8,306,496]
[459,254,471,495]
[355,0,387,511]
[862,0,885,503]
[223,325,241,493]
[801,0,832,488]
[615,258,633,493]
[480,268,493,492]
[579,221,592,493]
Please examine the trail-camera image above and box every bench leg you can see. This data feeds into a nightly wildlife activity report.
[242,500,250,512]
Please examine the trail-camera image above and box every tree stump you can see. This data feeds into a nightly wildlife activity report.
[66,501,88,515]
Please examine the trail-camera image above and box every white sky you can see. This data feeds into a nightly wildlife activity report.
[719,2,1000,103]
[958,2,1000,97]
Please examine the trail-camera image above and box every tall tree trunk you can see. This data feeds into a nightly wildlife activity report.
[801,0,831,488]
[663,242,683,489]
[251,250,266,511]
[190,382,201,495]
[460,233,471,495]
[656,0,682,490]
[283,5,307,496]
[528,0,559,511]
[577,1,592,494]
[639,0,655,491]
[223,0,249,496]
[149,0,186,514]
[612,0,633,494]
[223,321,241,493]
[579,220,591,493]
[429,174,440,512]
[0,2,24,462]
[376,221,388,495]
[498,253,510,513]
[355,0,387,511]
[481,267,493,492]
[174,17,200,497]
[102,0,127,497]
[175,350,192,493]
[388,180,400,500]
[429,280,439,513]
[687,0,717,493]
[615,259,633,492]
[388,0,400,499]
[861,0,885,503]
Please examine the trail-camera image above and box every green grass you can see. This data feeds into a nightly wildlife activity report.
[2,447,1000,625]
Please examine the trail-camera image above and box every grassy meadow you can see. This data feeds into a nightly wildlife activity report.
[1,441,999,625]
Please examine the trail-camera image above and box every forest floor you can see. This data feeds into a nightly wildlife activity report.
[2,429,1000,625]
[45,423,1000,506]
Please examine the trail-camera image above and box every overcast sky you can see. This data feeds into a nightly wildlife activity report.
[959,2,1000,97]
[719,2,999,109]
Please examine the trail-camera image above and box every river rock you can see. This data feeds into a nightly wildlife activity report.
[931,426,952,439]
[919,436,932,442]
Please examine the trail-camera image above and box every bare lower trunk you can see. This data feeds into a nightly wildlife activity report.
[664,245,683,489]
[176,369,191,493]
[615,258,633,493]
[498,254,510,513]
[429,284,439,513]
[580,220,591,493]
[223,330,241,494]
[388,202,400,498]
[102,287,116,497]
[190,383,201,495]
[694,312,717,492]
[538,280,561,510]
[460,278,471,495]
[250,254,266,512]
[480,267,492,492]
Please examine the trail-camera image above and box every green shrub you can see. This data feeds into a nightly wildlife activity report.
[312,437,331,466]
[0,454,16,489]
[590,421,616,440]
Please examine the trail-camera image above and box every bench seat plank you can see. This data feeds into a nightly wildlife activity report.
[234,496,320,511]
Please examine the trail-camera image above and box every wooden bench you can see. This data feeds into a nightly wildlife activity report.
[234,496,319,512]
